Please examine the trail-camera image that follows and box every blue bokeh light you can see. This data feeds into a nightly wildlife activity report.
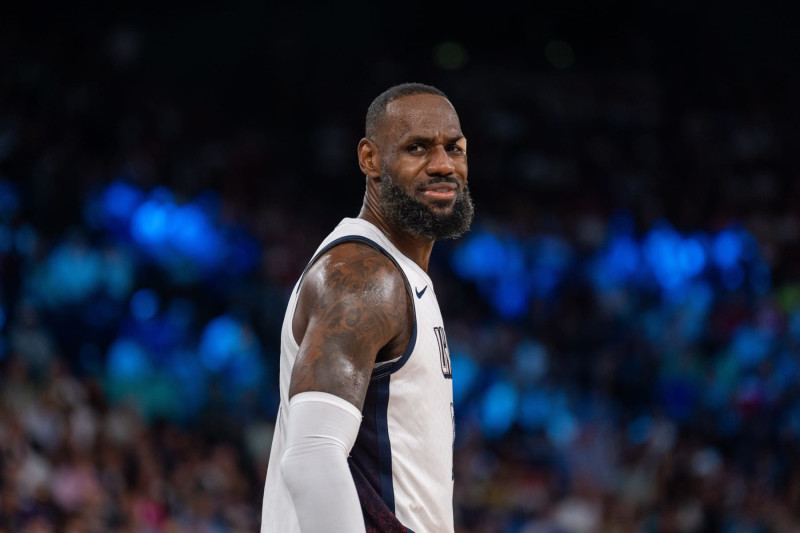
[452,230,506,279]
[131,199,172,247]
[95,181,259,280]
[199,315,242,371]
[491,277,529,319]
[679,237,706,276]
[643,223,688,290]
[545,408,578,446]
[519,388,551,431]
[103,180,145,225]
[107,338,152,380]
[44,241,103,304]
[453,220,768,325]
[451,352,479,406]
[480,379,519,439]
[712,229,743,269]
[453,229,572,319]
[130,289,159,321]
[513,338,548,383]
[731,325,771,368]
[607,235,640,281]
[170,204,220,265]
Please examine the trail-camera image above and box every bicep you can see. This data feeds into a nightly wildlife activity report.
[288,245,407,410]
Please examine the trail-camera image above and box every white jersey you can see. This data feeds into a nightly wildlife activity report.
[261,217,455,533]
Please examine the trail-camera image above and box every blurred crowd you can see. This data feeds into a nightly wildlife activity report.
[2,4,800,532]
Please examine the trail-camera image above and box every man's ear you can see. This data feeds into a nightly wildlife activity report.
[357,138,381,179]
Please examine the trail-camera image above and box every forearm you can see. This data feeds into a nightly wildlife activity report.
[280,391,366,533]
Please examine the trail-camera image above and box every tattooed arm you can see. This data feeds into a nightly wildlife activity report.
[279,241,412,532]
[289,241,413,408]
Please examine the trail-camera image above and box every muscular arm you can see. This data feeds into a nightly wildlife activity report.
[289,241,413,408]
[280,241,412,533]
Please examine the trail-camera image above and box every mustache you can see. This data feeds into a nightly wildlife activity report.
[379,169,461,190]
[419,176,460,188]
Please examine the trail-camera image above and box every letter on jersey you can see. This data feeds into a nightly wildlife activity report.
[433,326,452,379]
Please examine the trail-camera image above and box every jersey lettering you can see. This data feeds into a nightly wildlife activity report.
[434,326,452,379]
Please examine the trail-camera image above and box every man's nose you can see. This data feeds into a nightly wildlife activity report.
[426,145,455,175]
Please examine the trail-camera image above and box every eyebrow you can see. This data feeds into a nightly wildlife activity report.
[404,134,465,145]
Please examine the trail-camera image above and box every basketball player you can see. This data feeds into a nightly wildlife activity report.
[261,82,474,532]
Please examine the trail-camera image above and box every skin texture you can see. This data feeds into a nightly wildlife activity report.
[289,93,468,411]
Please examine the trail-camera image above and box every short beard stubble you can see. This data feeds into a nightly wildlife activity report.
[377,170,475,240]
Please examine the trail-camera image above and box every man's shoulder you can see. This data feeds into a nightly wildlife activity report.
[293,238,412,356]
[318,238,394,264]
[304,240,408,301]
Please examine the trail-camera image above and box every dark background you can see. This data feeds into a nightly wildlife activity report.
[7,1,800,235]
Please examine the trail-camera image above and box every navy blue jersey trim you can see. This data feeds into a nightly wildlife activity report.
[375,373,395,512]
[295,234,418,377]
[295,236,364,293]
[370,321,417,379]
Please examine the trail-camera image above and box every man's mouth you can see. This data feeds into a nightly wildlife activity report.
[421,182,457,201]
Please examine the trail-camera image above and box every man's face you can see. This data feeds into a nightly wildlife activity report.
[374,94,473,239]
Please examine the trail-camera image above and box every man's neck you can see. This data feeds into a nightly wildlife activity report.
[357,204,434,272]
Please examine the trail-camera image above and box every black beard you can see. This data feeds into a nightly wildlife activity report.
[377,171,474,240]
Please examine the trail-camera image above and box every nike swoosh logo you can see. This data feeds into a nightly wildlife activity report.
[415,286,428,299]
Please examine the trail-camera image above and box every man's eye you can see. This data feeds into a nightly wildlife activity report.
[407,145,424,153]
[447,144,464,153]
